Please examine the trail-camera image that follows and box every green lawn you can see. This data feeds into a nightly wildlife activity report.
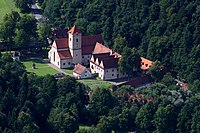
[22,59,58,76]
[87,82,113,89]
[62,68,73,75]
[78,77,101,82]
[22,59,47,68]
[79,125,92,130]
[0,0,20,22]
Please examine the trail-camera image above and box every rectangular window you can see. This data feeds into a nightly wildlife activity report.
[76,38,78,42]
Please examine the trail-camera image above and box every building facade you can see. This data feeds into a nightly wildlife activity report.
[48,25,153,80]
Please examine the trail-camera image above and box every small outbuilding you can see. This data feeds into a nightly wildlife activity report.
[73,64,91,79]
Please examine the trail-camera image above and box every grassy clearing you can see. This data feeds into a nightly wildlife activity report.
[22,59,47,68]
[78,77,102,82]
[0,0,20,22]
[79,125,92,130]
[22,59,58,76]
[26,67,58,76]
[87,82,113,89]
[62,68,73,74]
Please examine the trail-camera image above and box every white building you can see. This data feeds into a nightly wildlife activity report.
[73,64,91,79]
[48,25,153,80]
[90,43,127,80]
[48,25,103,68]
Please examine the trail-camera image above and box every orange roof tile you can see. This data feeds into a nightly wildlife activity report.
[141,57,154,70]
[73,64,86,74]
[93,42,111,54]
[55,38,69,49]
[68,25,81,34]
[58,50,72,59]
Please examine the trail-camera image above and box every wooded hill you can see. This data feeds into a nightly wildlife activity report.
[43,0,200,83]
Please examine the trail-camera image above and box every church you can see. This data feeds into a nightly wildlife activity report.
[48,25,103,68]
[48,25,153,80]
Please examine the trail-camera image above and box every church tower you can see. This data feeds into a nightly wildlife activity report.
[68,25,82,65]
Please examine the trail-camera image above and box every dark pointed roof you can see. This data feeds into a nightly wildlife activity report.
[68,25,81,34]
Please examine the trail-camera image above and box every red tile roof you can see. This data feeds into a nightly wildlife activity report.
[68,25,81,34]
[101,58,119,69]
[119,74,153,88]
[93,42,111,54]
[141,57,154,70]
[82,34,103,46]
[73,64,86,74]
[58,50,72,59]
[54,34,103,55]
[82,45,95,55]
[55,38,69,49]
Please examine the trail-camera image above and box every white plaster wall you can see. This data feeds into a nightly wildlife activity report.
[60,59,72,68]
[73,69,91,79]
[90,62,96,74]
[49,48,61,68]
[104,68,118,80]
[68,33,82,65]
[73,72,80,79]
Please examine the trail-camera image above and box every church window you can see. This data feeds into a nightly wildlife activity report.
[68,62,70,65]
[112,74,114,76]
[76,54,78,56]
[63,63,65,65]
[70,38,71,41]
[58,62,59,66]
[76,38,78,42]
[53,52,55,62]
[82,56,84,58]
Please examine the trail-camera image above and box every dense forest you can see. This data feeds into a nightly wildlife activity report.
[0,53,200,133]
[42,0,200,83]
[0,0,200,132]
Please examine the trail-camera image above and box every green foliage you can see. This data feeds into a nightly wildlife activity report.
[148,61,165,81]
[0,12,37,49]
[118,47,141,76]
[37,23,51,46]
[135,103,156,132]
[153,104,177,133]
[48,108,78,133]
[89,88,117,117]
[14,0,31,13]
